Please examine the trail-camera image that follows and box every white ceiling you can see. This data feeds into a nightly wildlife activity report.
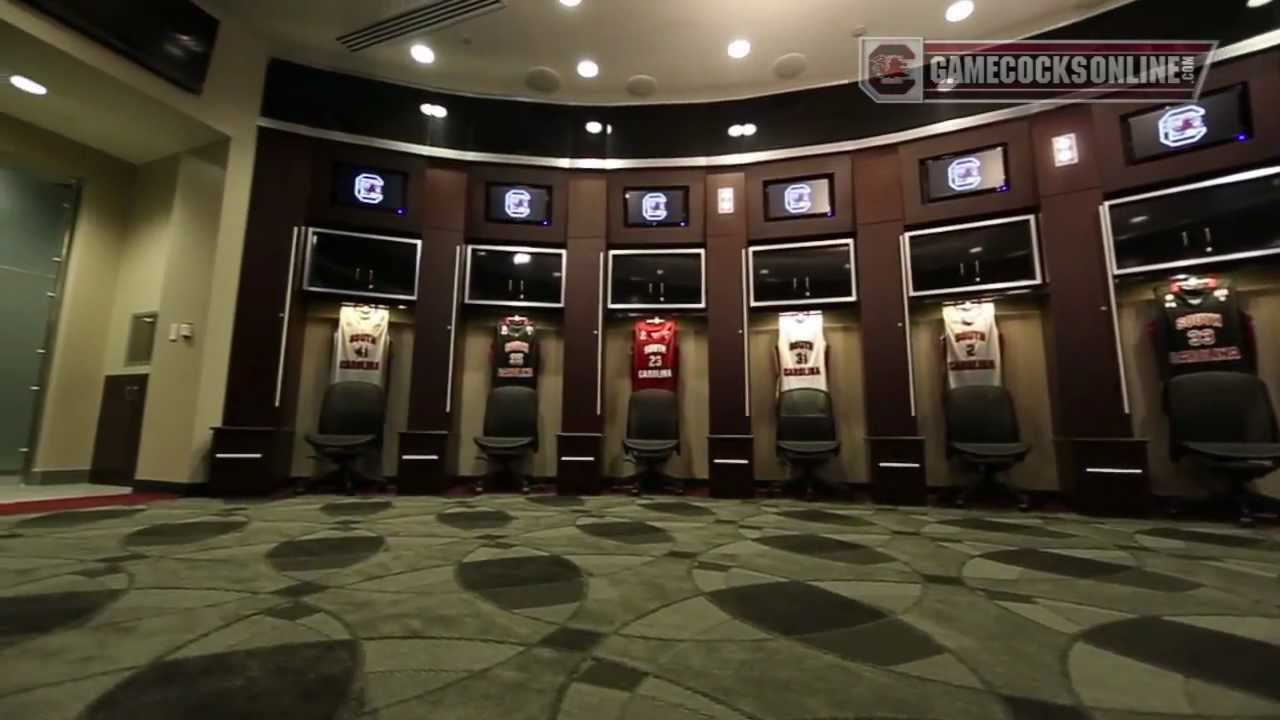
[0,21,223,164]
[203,0,1126,104]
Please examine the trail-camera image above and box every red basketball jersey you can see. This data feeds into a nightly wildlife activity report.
[633,318,679,391]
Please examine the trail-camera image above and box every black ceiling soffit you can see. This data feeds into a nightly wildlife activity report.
[19,0,218,94]
[261,0,1280,160]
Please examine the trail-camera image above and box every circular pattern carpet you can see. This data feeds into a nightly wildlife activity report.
[0,496,1278,719]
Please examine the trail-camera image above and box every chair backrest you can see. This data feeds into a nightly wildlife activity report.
[777,389,836,443]
[1167,371,1278,445]
[483,385,539,439]
[317,381,386,436]
[944,384,1020,445]
[627,389,679,441]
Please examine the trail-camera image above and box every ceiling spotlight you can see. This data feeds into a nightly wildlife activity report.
[606,123,613,134]
[8,74,47,96]
[576,59,599,78]
[559,0,582,6]
[727,38,751,59]
[741,123,757,136]
[1247,0,1273,7]
[420,103,447,118]
[410,43,435,64]
[945,0,975,22]
[728,124,744,137]
[585,120,603,134]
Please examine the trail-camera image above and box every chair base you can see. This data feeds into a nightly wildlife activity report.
[475,454,532,495]
[621,457,684,496]
[770,459,835,501]
[295,461,391,497]
[953,463,1029,512]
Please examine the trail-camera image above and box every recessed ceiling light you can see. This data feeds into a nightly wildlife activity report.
[576,59,599,78]
[420,103,447,118]
[606,123,613,134]
[585,120,603,134]
[8,75,47,96]
[410,44,435,64]
[945,0,975,22]
[1247,0,1273,7]
[727,124,743,137]
[741,123,757,136]
[559,0,582,6]
[727,39,751,59]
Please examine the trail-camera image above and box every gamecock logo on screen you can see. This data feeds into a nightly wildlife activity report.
[946,156,984,192]
[784,184,813,214]
[353,173,385,205]
[641,192,669,222]
[1158,105,1208,148]
[504,188,532,218]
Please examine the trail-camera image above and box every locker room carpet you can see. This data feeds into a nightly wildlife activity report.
[2,496,1280,720]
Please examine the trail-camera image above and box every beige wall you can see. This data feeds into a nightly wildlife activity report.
[450,309,564,479]
[102,157,178,375]
[1117,270,1280,498]
[602,317,710,481]
[0,113,136,474]
[134,145,230,483]
[749,307,867,484]
[0,5,270,484]
[290,302,414,478]
[909,299,1058,491]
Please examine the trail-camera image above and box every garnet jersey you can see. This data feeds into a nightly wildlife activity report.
[333,305,390,386]
[493,316,539,387]
[777,311,828,393]
[943,302,1001,388]
[633,318,679,391]
[1159,286,1250,377]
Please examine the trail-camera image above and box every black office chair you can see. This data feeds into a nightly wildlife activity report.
[945,384,1031,511]
[474,385,539,494]
[302,381,389,495]
[776,389,840,500]
[1167,371,1280,527]
[622,389,682,495]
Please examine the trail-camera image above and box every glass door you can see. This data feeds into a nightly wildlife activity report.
[0,167,77,475]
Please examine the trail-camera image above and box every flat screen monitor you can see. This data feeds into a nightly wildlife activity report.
[921,145,1009,203]
[749,239,857,307]
[486,183,553,225]
[465,245,566,307]
[763,176,834,221]
[1124,84,1251,163]
[623,188,690,227]
[608,250,705,309]
[332,164,408,214]
[303,228,421,301]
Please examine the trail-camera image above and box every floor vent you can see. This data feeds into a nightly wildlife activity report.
[337,0,505,52]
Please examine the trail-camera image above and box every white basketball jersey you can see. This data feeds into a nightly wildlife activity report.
[943,302,1001,388]
[333,305,390,386]
[777,312,828,393]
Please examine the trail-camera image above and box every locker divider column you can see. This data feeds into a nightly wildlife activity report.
[854,148,926,504]
[1032,105,1149,514]
[211,128,313,495]
[705,172,754,497]
[557,174,608,494]
[400,166,466,494]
